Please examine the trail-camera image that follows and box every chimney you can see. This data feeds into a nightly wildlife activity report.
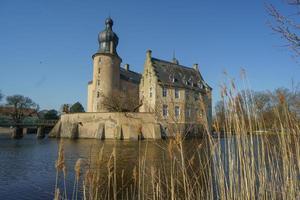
[172,58,179,65]
[146,49,152,59]
[193,63,199,70]
[125,64,130,71]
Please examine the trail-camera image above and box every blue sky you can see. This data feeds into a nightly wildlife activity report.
[0,0,299,110]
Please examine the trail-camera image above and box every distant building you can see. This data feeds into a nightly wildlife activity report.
[87,18,212,136]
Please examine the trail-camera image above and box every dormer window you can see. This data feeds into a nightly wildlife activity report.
[169,74,178,83]
[198,82,203,89]
[186,80,191,86]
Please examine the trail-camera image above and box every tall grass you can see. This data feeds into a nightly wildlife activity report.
[54,78,300,199]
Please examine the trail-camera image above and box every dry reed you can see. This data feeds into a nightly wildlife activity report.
[54,75,300,200]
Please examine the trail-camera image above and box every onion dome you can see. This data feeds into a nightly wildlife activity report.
[98,17,119,54]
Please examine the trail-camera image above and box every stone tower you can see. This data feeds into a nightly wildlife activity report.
[87,18,122,112]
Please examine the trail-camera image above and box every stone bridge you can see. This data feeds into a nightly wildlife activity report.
[0,120,58,139]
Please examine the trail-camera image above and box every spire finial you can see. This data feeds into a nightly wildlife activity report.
[173,49,176,60]
[105,17,113,28]
[172,49,179,64]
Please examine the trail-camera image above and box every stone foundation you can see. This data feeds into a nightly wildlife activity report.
[49,112,161,140]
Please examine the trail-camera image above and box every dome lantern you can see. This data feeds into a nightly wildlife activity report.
[98,17,119,55]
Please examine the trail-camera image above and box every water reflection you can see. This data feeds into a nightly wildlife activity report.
[0,134,209,199]
[0,133,296,199]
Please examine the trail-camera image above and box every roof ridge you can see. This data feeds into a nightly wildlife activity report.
[151,57,194,71]
[120,67,142,76]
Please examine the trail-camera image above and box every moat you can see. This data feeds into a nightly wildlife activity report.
[0,134,209,199]
[0,132,295,199]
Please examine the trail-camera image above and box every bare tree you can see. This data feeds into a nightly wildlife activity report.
[101,90,143,112]
[267,1,300,58]
[214,87,300,131]
[5,95,39,124]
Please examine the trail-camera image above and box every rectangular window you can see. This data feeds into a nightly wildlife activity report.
[97,91,100,98]
[150,87,153,98]
[163,105,168,117]
[162,87,167,97]
[175,88,179,99]
[194,93,198,101]
[175,106,180,117]
[97,80,100,86]
[98,68,100,74]
[187,108,191,117]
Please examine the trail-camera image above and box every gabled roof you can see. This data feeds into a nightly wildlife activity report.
[151,57,211,91]
[120,67,141,84]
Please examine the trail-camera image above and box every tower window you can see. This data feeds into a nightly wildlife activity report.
[175,106,180,117]
[163,105,168,117]
[97,80,100,86]
[97,92,100,98]
[98,68,100,74]
[162,87,167,97]
[175,88,179,99]
[150,87,153,98]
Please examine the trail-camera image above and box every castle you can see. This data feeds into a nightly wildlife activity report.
[50,18,212,139]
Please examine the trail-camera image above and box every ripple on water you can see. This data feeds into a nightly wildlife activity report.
[0,134,209,199]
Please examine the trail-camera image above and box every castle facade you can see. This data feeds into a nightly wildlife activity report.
[87,18,212,136]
